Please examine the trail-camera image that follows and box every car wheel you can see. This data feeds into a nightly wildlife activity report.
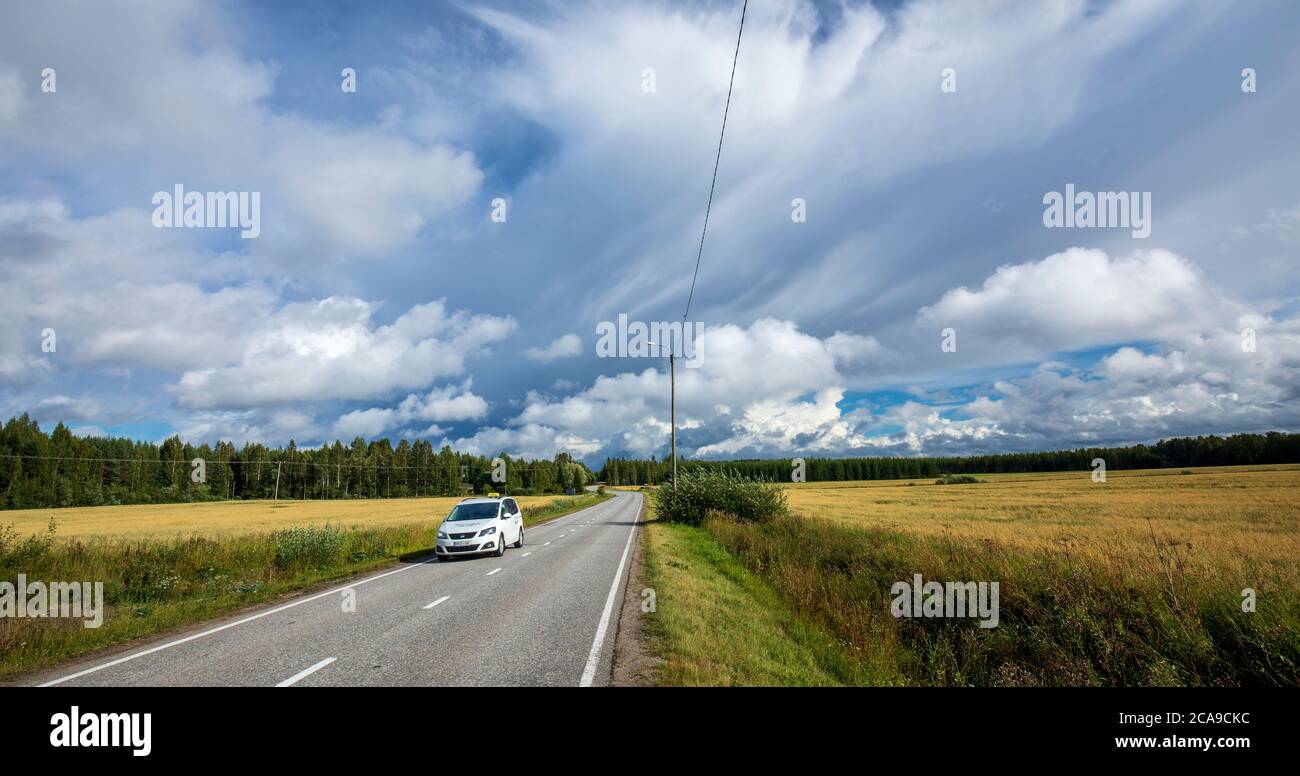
[437,554,450,562]
[514,527,524,548]
[494,535,505,557]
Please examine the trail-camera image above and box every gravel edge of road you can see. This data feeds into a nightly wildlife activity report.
[610,508,661,686]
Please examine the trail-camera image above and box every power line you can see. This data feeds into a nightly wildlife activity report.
[683,0,748,321]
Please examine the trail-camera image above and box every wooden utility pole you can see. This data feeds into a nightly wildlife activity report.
[670,351,677,492]
[273,460,282,501]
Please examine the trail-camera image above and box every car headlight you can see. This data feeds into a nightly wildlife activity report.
[437,529,448,539]
[478,526,497,537]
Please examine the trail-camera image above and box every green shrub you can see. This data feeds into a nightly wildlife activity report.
[935,473,982,485]
[653,469,787,525]
[0,519,57,566]
[271,525,344,570]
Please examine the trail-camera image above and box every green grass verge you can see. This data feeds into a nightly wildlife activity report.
[641,516,901,686]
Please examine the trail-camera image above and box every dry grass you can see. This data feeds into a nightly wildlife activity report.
[0,496,561,541]
[783,464,1300,589]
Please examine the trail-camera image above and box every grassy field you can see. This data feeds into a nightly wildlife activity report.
[642,464,1300,686]
[0,495,566,540]
[0,492,608,681]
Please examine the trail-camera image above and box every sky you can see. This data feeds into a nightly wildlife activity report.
[1,0,1298,466]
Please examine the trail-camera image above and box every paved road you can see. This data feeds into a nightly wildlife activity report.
[28,491,643,687]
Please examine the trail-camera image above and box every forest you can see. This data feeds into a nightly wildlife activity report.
[0,414,592,510]
[5,413,1298,508]
[597,431,1300,485]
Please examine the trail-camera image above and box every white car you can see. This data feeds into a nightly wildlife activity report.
[435,497,524,560]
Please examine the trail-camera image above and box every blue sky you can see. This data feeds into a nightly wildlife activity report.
[2,0,1299,465]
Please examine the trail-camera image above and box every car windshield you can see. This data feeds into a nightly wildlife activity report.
[445,503,499,521]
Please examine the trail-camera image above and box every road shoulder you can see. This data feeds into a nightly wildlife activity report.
[610,509,660,686]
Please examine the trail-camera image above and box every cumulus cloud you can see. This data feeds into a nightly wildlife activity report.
[441,422,604,461]
[450,317,866,458]
[35,395,102,423]
[0,198,277,379]
[447,249,1300,460]
[174,408,325,448]
[333,381,490,439]
[174,299,514,410]
[525,333,582,362]
[263,120,483,256]
[917,248,1240,354]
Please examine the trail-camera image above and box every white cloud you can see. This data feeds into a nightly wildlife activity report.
[0,2,483,262]
[333,381,490,439]
[35,395,102,422]
[448,250,1300,460]
[264,120,483,256]
[525,333,582,362]
[917,248,1239,354]
[441,422,603,461]
[396,382,490,422]
[0,66,22,126]
[0,199,277,378]
[469,0,1190,327]
[333,407,395,440]
[174,408,325,448]
[174,299,514,410]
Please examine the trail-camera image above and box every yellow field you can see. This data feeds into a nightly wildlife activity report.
[783,464,1300,585]
[0,496,562,540]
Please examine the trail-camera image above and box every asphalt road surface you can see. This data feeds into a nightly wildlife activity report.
[28,491,643,687]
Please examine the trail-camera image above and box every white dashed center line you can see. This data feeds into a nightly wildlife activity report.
[276,657,336,687]
[486,568,502,576]
[521,552,532,557]
[422,595,450,610]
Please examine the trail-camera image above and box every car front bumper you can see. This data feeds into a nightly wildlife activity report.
[435,537,497,555]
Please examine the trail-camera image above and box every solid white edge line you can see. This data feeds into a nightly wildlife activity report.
[275,657,336,687]
[578,494,641,687]
[422,595,450,610]
[38,560,429,687]
[486,568,502,576]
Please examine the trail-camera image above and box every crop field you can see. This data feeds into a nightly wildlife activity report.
[0,495,563,541]
[781,465,1300,585]
[645,464,1300,686]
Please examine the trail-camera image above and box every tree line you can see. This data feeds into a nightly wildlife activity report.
[0,414,593,510]
[598,431,1300,485]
